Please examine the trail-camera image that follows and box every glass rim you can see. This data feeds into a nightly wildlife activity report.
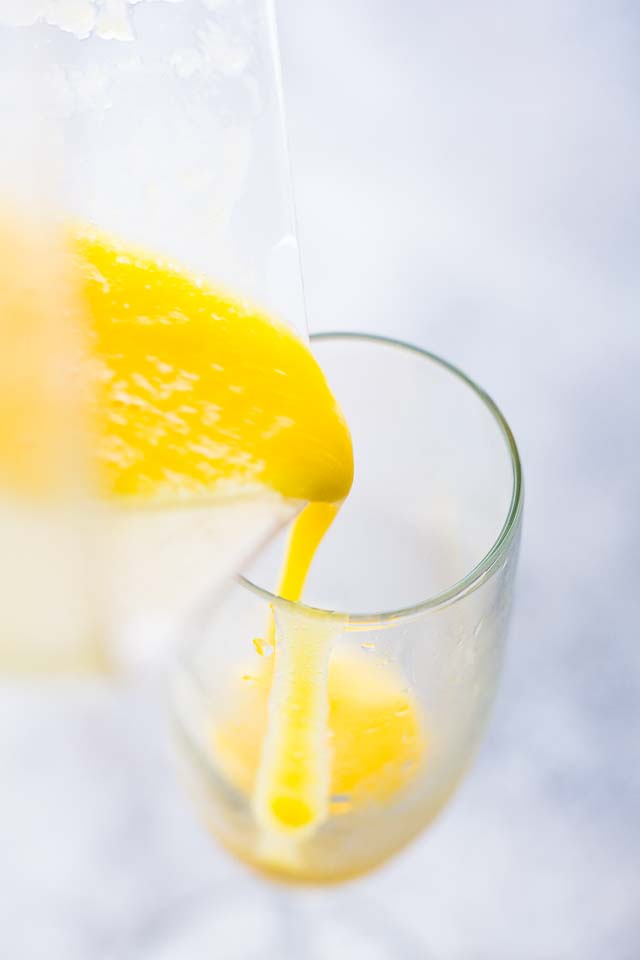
[238,332,523,626]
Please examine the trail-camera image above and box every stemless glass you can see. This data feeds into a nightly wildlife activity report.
[171,333,523,886]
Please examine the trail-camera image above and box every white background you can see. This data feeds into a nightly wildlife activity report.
[2,2,639,957]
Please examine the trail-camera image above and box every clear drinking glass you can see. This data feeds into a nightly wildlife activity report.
[171,333,523,886]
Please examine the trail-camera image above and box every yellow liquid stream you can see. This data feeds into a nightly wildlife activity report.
[0,218,425,873]
[215,468,426,873]
[253,503,339,840]
[74,227,425,864]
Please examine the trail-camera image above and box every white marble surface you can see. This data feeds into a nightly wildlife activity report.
[2,2,639,957]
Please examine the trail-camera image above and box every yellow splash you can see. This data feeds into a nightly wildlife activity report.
[214,648,425,823]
